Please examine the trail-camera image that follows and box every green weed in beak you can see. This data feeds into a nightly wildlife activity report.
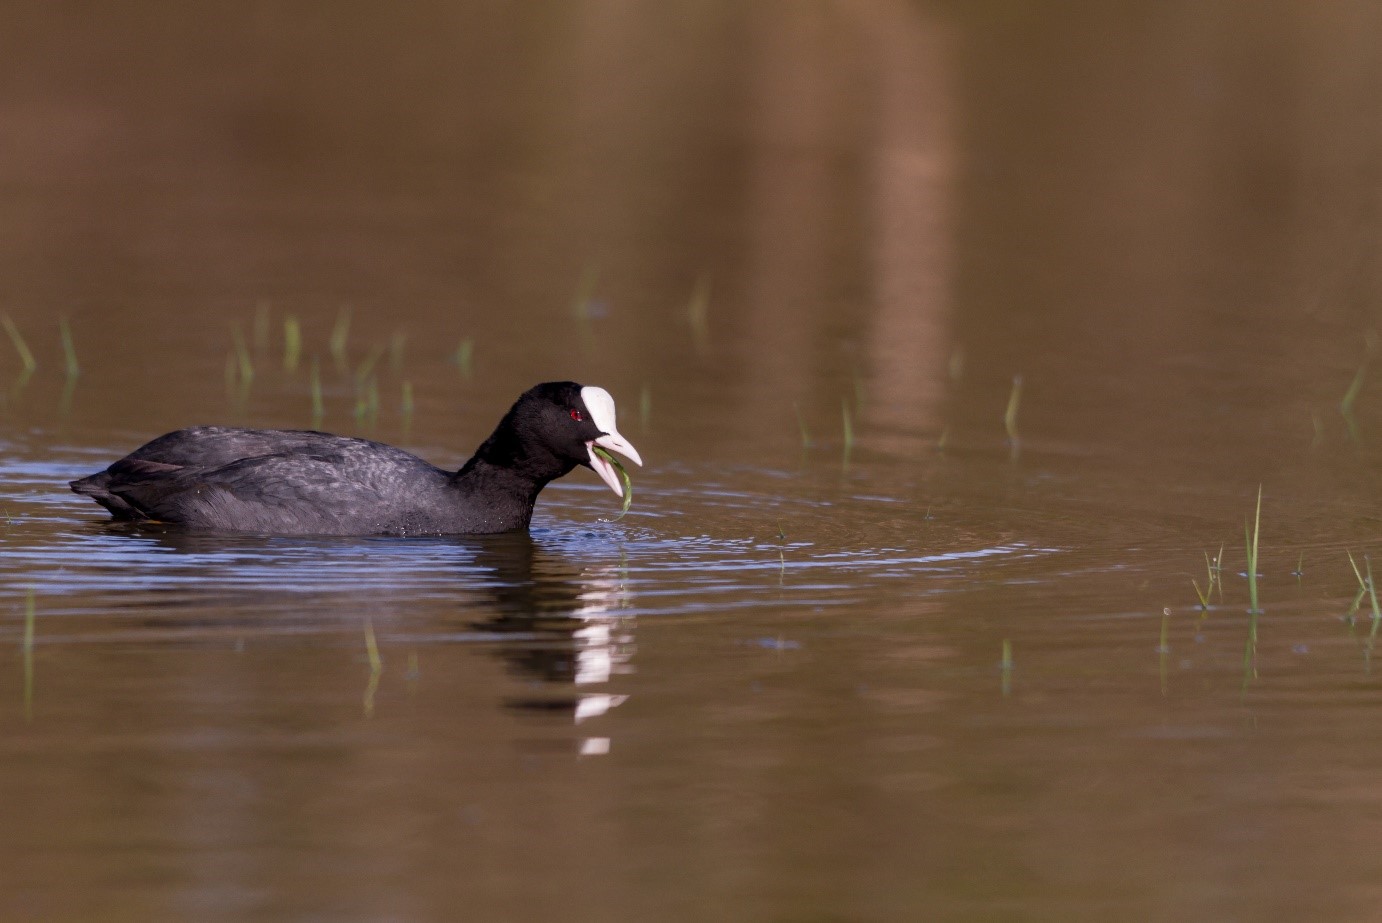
[592,445,633,520]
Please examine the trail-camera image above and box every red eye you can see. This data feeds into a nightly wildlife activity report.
[570,409,584,421]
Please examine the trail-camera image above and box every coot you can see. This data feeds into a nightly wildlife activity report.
[71,381,642,536]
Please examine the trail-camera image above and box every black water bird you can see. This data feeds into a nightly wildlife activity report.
[71,382,642,536]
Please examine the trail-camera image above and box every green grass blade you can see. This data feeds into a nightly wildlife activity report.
[330,305,352,366]
[1366,556,1381,621]
[231,326,254,384]
[1245,485,1262,614]
[58,317,79,378]
[452,338,473,377]
[1005,374,1023,455]
[592,445,633,520]
[364,618,383,673]
[2,316,36,372]
[354,343,386,385]
[284,316,302,372]
[1341,360,1366,440]
[1000,638,1013,697]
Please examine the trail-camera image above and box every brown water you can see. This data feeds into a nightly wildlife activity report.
[4,3,1382,920]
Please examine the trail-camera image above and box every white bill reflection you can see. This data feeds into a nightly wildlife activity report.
[571,563,634,754]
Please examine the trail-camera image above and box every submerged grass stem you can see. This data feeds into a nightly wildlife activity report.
[362,617,383,718]
[364,618,383,673]
[23,588,35,720]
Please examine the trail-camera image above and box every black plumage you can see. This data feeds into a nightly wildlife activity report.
[70,381,642,536]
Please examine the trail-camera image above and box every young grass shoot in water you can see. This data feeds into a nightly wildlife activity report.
[1340,331,1378,441]
[592,445,633,521]
[1000,638,1013,698]
[452,337,474,377]
[794,402,812,450]
[1191,545,1227,614]
[1345,550,1367,627]
[1,315,36,374]
[1005,374,1023,457]
[59,317,79,379]
[1347,549,1382,624]
[1340,360,1365,440]
[1245,486,1262,615]
[841,397,855,464]
[232,325,254,384]
[330,304,352,368]
[1242,486,1263,687]
[58,317,80,413]
[1192,569,1213,610]
[283,315,302,372]
[1349,551,1382,663]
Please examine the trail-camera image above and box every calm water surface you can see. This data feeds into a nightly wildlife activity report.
[4,3,1382,921]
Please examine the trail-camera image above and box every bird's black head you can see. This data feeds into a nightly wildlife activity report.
[477,382,642,494]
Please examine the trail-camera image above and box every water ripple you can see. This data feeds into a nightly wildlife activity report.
[0,450,1059,632]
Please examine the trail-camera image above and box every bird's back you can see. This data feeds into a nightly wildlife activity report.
[71,427,464,535]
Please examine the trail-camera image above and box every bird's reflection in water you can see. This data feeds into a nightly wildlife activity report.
[469,532,633,755]
[86,524,635,754]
